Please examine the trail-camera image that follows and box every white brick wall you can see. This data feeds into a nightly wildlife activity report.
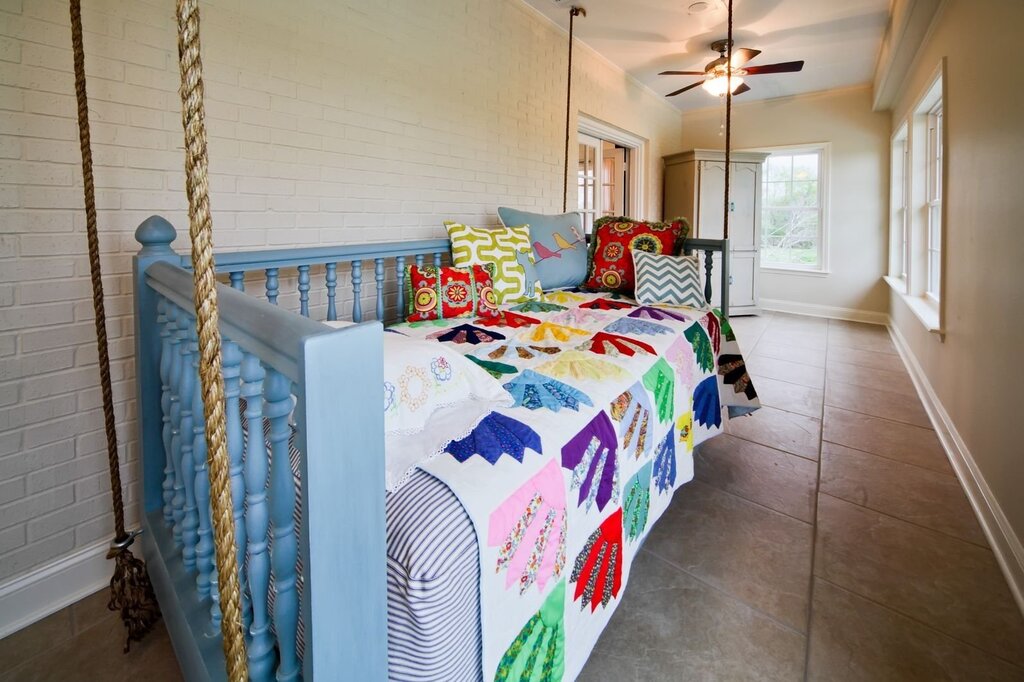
[0,0,683,588]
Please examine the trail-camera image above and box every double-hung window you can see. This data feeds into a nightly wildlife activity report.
[760,146,828,271]
[925,102,943,299]
[885,60,945,333]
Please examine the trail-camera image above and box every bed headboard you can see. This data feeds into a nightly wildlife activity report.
[176,229,731,323]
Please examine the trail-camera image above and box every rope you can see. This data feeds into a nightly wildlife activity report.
[723,0,734,240]
[175,2,247,680]
[68,0,160,653]
[562,6,584,213]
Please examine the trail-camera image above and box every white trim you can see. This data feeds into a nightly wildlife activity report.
[758,297,888,325]
[888,321,1024,618]
[761,266,831,277]
[0,539,111,638]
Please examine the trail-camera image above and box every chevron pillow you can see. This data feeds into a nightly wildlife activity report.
[632,250,706,308]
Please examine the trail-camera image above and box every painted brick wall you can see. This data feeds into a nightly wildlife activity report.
[0,0,682,589]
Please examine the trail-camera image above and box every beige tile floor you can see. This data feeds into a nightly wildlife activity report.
[3,312,1023,681]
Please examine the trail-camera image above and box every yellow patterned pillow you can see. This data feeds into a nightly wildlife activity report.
[444,221,543,304]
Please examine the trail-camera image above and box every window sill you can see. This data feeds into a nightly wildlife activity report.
[761,266,831,278]
[886,276,943,336]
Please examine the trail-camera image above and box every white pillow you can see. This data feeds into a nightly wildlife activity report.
[323,321,512,490]
[632,250,707,308]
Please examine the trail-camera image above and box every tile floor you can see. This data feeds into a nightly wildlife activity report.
[3,312,1023,681]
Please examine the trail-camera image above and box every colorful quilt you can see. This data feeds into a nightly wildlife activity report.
[391,291,758,681]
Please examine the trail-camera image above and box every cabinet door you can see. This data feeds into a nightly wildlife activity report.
[728,252,758,309]
[697,160,725,239]
[729,162,759,251]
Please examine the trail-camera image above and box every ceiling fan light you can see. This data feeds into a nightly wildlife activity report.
[701,74,744,96]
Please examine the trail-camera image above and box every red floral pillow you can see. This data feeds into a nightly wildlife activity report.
[583,216,689,293]
[406,264,500,323]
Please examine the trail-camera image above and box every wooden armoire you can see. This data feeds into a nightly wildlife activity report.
[663,149,769,316]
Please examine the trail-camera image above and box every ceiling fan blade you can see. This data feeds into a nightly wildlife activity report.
[743,60,805,75]
[665,81,703,97]
[733,82,751,95]
[659,70,707,76]
[730,48,761,67]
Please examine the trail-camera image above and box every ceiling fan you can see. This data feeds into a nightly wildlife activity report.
[660,39,804,98]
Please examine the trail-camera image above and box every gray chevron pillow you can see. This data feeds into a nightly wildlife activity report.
[632,250,706,308]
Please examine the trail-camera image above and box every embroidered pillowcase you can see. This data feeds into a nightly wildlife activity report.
[583,216,689,293]
[445,221,543,304]
[496,207,588,290]
[405,263,499,323]
[325,320,512,491]
[632,250,706,309]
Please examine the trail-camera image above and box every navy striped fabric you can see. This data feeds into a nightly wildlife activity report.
[632,250,706,308]
[248,408,481,681]
[386,470,481,681]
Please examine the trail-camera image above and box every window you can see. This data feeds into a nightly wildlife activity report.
[884,60,945,334]
[889,124,909,283]
[925,101,942,299]
[760,146,827,270]
[577,114,644,232]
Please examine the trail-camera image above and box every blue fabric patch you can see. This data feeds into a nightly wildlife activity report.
[693,375,722,428]
[498,207,588,290]
[446,412,542,464]
[604,317,673,336]
[652,428,676,493]
[503,370,593,412]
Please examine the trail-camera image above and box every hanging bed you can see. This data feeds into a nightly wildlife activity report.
[131,216,758,681]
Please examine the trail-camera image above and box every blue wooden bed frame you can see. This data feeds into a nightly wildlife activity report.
[131,214,730,681]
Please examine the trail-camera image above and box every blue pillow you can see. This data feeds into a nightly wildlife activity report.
[497,208,588,290]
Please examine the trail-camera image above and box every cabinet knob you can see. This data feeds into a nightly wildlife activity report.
[729,275,735,285]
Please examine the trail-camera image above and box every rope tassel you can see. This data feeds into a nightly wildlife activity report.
[68,0,161,653]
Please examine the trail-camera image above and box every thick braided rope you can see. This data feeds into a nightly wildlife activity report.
[723,0,734,240]
[69,0,126,541]
[175,1,248,679]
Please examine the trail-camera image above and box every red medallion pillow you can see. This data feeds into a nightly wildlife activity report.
[583,216,689,293]
[405,263,500,323]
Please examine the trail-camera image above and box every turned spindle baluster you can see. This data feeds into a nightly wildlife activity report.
[158,298,174,525]
[325,262,338,321]
[351,260,363,323]
[297,265,310,317]
[229,271,244,291]
[395,255,406,321]
[265,268,279,305]
[241,353,275,679]
[374,257,385,321]
[179,318,199,572]
[265,368,300,681]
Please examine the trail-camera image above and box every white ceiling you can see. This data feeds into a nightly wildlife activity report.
[525,0,891,111]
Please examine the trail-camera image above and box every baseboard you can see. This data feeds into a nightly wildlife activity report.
[888,321,1024,617]
[758,298,889,325]
[0,539,111,639]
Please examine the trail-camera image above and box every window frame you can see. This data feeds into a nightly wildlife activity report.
[884,58,946,336]
[888,123,909,289]
[754,142,831,274]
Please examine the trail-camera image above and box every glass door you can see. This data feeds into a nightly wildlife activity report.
[578,133,601,234]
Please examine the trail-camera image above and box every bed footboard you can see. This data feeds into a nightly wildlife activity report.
[681,237,731,318]
[133,217,387,681]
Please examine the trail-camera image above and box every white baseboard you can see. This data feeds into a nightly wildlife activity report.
[888,321,1024,617]
[758,298,889,325]
[0,539,111,639]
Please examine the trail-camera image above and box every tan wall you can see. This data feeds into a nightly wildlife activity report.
[678,86,891,315]
[0,0,682,598]
[888,0,1024,548]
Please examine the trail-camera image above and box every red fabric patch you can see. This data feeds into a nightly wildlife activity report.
[475,310,541,328]
[406,264,500,323]
[584,218,686,293]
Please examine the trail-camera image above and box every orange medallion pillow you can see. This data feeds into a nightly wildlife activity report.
[583,216,689,293]
[406,263,500,323]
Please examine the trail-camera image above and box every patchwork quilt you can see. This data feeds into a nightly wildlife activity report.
[391,290,758,682]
